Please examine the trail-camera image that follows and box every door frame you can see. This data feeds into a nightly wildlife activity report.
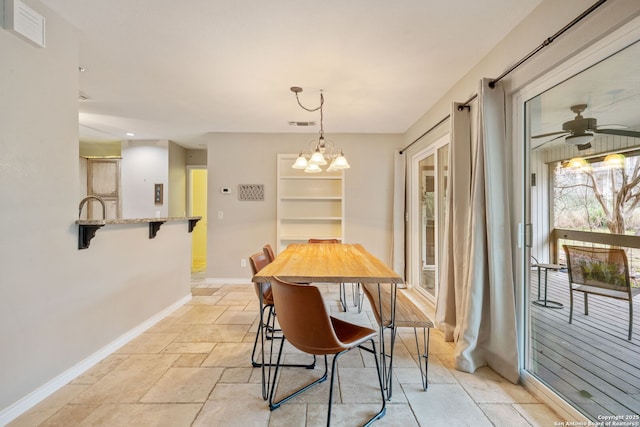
[409,133,449,302]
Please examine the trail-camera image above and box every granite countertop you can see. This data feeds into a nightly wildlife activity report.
[76,216,201,225]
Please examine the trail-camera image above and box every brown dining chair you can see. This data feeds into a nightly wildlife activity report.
[306,238,363,312]
[268,277,386,426]
[263,243,276,262]
[250,251,315,400]
[307,238,341,244]
[249,251,276,367]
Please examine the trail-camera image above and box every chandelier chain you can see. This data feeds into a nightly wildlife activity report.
[294,92,325,137]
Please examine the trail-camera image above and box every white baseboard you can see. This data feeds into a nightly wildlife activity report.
[521,370,587,423]
[205,277,251,285]
[0,293,192,427]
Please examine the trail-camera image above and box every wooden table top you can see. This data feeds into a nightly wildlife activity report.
[252,243,404,284]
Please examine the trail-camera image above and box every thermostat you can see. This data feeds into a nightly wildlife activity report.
[220,187,232,194]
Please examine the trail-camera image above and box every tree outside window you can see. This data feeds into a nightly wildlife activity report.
[554,152,640,236]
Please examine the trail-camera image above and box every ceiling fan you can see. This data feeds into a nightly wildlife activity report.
[532,104,640,151]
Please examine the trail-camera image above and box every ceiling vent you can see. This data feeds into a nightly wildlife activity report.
[1,0,46,48]
[288,121,316,127]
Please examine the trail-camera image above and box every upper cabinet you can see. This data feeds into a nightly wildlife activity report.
[86,158,121,219]
[276,154,345,253]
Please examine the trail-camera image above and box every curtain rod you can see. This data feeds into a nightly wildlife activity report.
[489,0,607,88]
[399,0,608,154]
[400,93,476,154]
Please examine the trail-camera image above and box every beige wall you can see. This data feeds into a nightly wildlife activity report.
[186,149,207,165]
[169,141,187,217]
[0,0,192,418]
[201,132,402,281]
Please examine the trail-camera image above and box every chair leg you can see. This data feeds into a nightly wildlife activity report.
[269,349,328,411]
[254,304,317,402]
[584,293,589,315]
[628,299,633,340]
[414,327,430,391]
[251,304,274,367]
[569,289,574,324]
[358,339,387,426]
[326,343,386,427]
[327,350,342,426]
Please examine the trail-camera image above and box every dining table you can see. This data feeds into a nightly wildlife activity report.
[252,242,404,400]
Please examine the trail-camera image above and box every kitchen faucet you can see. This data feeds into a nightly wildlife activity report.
[78,195,106,219]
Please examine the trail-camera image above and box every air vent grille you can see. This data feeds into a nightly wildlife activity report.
[238,184,264,201]
[1,0,46,48]
[288,121,316,127]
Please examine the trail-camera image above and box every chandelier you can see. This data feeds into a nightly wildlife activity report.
[290,87,350,173]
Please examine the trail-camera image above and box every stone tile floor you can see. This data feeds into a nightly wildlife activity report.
[9,277,561,426]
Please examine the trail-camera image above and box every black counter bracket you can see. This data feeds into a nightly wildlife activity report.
[188,218,200,232]
[149,221,166,239]
[77,216,201,249]
[78,224,104,250]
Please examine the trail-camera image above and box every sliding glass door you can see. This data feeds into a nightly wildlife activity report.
[522,38,640,421]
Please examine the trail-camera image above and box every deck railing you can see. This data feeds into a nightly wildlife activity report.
[551,228,640,276]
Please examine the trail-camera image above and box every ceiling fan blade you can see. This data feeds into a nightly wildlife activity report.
[532,131,568,139]
[594,129,640,138]
[532,133,566,150]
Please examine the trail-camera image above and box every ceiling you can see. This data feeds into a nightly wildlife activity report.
[40,0,545,148]
[529,39,640,152]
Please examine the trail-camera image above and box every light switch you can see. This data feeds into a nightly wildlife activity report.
[217,211,224,220]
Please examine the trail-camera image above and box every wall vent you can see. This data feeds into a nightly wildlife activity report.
[238,184,264,201]
[288,121,316,127]
[1,0,46,48]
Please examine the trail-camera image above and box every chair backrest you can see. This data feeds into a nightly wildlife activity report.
[308,238,341,243]
[270,277,343,354]
[263,244,276,262]
[563,245,630,292]
[250,251,272,302]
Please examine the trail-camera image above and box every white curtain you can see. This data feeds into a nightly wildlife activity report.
[436,102,471,340]
[391,149,406,278]
[435,78,519,383]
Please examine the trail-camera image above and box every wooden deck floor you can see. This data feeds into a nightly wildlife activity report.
[529,269,640,419]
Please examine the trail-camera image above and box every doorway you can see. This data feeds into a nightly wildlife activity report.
[188,167,207,272]
[517,29,640,420]
[411,135,449,301]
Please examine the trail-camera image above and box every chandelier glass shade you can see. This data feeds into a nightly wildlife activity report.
[290,87,350,173]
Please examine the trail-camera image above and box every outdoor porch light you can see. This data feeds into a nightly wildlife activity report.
[290,87,350,173]
[604,153,625,168]
[566,157,591,172]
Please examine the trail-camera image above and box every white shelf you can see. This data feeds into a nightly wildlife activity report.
[277,154,345,253]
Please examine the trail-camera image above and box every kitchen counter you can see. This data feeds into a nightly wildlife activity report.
[76,216,201,249]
